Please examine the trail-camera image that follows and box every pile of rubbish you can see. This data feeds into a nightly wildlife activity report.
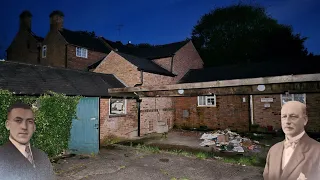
[199,129,261,153]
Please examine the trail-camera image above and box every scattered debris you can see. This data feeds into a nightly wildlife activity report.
[199,129,263,153]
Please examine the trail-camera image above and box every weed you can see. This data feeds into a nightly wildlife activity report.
[195,152,209,160]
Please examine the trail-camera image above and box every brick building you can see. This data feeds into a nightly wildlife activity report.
[109,59,320,133]
[6,11,44,64]
[40,11,111,70]
[6,10,205,141]
[88,40,204,139]
[6,10,111,70]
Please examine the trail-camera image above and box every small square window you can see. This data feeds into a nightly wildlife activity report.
[76,47,88,58]
[197,95,216,107]
[109,98,127,115]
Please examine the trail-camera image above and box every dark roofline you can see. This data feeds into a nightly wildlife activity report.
[87,56,106,70]
[115,51,176,77]
[0,60,127,97]
[137,68,176,77]
[5,60,113,77]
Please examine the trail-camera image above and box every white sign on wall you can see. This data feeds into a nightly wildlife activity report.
[264,103,271,108]
[261,98,273,103]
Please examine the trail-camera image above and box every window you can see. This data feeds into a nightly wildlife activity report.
[197,95,216,107]
[109,98,127,115]
[280,93,306,106]
[76,47,88,58]
[42,45,47,58]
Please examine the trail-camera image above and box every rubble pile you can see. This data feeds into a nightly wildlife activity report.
[199,129,261,153]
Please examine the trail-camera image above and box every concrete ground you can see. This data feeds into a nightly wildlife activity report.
[54,145,264,180]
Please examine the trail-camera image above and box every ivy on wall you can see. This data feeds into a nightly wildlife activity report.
[0,90,81,157]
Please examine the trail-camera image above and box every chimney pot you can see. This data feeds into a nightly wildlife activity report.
[19,10,32,32]
[49,10,64,31]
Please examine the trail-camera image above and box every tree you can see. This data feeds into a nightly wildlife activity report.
[192,3,309,67]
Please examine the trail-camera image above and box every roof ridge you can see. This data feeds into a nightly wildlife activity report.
[1,61,114,77]
[115,51,175,76]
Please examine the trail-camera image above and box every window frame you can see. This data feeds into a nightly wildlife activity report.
[197,95,217,107]
[109,98,127,116]
[280,93,306,106]
[76,47,88,58]
[42,45,47,58]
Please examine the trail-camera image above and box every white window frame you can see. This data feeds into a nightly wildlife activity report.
[42,45,47,58]
[76,47,88,58]
[280,93,306,106]
[197,95,216,107]
[109,98,127,116]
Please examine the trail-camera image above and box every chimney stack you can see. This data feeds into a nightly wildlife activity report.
[49,10,64,31]
[19,10,32,32]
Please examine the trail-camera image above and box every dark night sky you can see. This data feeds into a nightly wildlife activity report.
[0,0,319,59]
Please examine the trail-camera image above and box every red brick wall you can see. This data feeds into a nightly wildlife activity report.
[94,51,140,87]
[142,71,174,86]
[152,41,204,83]
[99,98,139,141]
[253,93,320,132]
[152,57,172,72]
[252,95,281,130]
[40,30,67,67]
[67,45,107,70]
[7,30,40,64]
[174,95,250,132]
[99,97,174,141]
[140,97,174,134]
[305,93,320,132]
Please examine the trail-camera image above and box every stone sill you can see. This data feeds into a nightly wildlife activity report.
[109,114,127,118]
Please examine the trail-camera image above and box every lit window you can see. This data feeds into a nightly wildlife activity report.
[197,95,216,107]
[76,47,88,58]
[42,45,47,58]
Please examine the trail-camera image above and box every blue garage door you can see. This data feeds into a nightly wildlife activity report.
[69,97,99,154]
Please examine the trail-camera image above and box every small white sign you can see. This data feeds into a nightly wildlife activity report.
[261,98,273,102]
[264,103,271,108]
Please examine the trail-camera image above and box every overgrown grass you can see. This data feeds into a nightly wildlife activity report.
[136,144,160,153]
[222,154,262,166]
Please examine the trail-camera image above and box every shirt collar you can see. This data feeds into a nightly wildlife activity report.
[9,136,31,156]
[286,130,305,143]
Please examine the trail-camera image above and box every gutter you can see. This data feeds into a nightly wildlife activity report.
[109,73,320,93]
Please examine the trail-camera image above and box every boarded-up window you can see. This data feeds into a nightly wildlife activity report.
[109,99,126,115]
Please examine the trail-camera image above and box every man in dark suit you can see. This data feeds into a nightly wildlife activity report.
[263,101,320,180]
[0,102,56,180]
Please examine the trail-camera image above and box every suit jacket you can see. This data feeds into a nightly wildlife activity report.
[0,140,56,180]
[263,133,320,180]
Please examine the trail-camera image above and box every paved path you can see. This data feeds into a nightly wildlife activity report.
[54,145,264,180]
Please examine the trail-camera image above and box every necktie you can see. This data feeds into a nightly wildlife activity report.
[25,146,35,167]
[284,139,299,149]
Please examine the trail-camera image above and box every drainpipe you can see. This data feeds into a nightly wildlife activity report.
[249,95,254,131]
[37,44,41,64]
[65,44,68,68]
[140,70,143,85]
[136,98,142,137]
[170,54,175,73]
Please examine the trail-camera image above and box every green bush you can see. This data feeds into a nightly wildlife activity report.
[0,90,80,157]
